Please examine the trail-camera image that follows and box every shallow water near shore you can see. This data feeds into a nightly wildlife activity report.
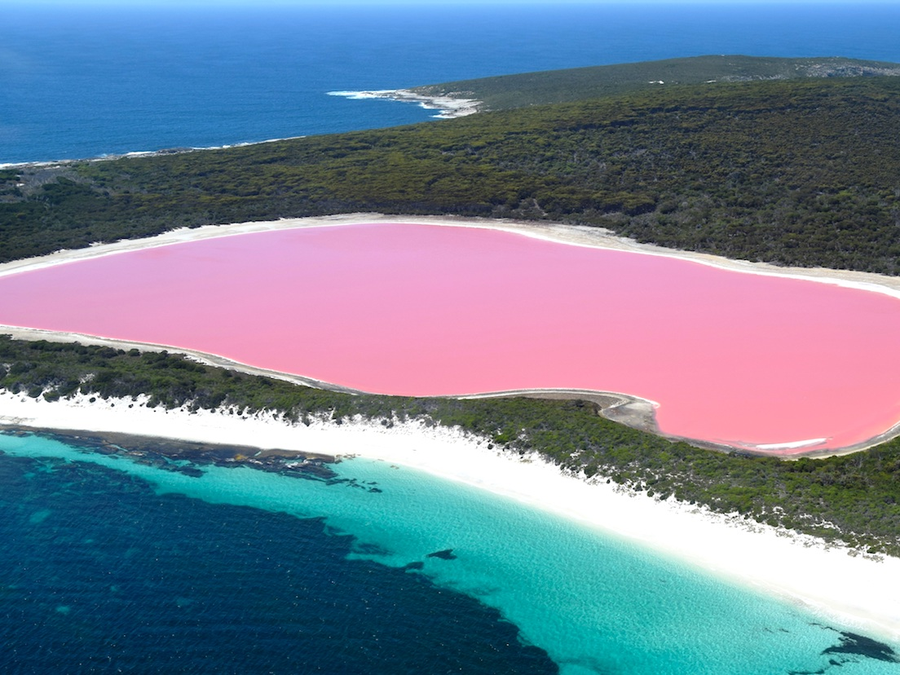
[2,431,898,674]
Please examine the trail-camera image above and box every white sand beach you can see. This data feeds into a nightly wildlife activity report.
[3,215,900,643]
[2,389,900,644]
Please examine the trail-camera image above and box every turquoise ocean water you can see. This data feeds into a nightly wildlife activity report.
[1,431,898,674]
[3,2,900,672]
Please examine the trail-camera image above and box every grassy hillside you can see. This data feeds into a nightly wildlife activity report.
[2,76,899,273]
[412,55,900,111]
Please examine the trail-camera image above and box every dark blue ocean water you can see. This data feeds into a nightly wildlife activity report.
[0,441,555,675]
[2,2,900,164]
[2,431,899,675]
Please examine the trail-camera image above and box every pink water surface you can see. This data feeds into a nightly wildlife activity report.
[2,223,900,453]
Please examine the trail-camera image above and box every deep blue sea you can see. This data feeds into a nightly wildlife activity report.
[3,3,900,673]
[2,2,900,164]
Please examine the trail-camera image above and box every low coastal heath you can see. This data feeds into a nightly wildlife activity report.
[3,388,900,650]
[1,217,899,453]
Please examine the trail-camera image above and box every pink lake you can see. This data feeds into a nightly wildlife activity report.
[2,222,900,454]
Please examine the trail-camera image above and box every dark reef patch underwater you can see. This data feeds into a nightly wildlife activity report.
[2,430,900,675]
[0,447,555,674]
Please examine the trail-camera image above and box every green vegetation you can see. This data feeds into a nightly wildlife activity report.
[413,55,900,111]
[3,58,900,556]
[2,75,900,273]
[3,335,900,556]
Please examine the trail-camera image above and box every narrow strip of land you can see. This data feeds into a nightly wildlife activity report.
[2,214,899,455]
[2,389,900,644]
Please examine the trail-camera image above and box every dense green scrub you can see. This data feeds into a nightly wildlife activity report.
[413,55,900,111]
[2,77,899,273]
[3,336,900,556]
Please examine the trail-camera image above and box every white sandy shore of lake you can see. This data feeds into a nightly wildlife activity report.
[3,213,900,454]
[2,389,900,644]
[3,213,899,302]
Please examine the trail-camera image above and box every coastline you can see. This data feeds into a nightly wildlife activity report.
[0,136,308,172]
[4,213,900,640]
[327,89,481,119]
[2,389,900,644]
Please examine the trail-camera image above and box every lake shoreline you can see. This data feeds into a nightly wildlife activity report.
[1,214,900,456]
[3,213,898,297]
